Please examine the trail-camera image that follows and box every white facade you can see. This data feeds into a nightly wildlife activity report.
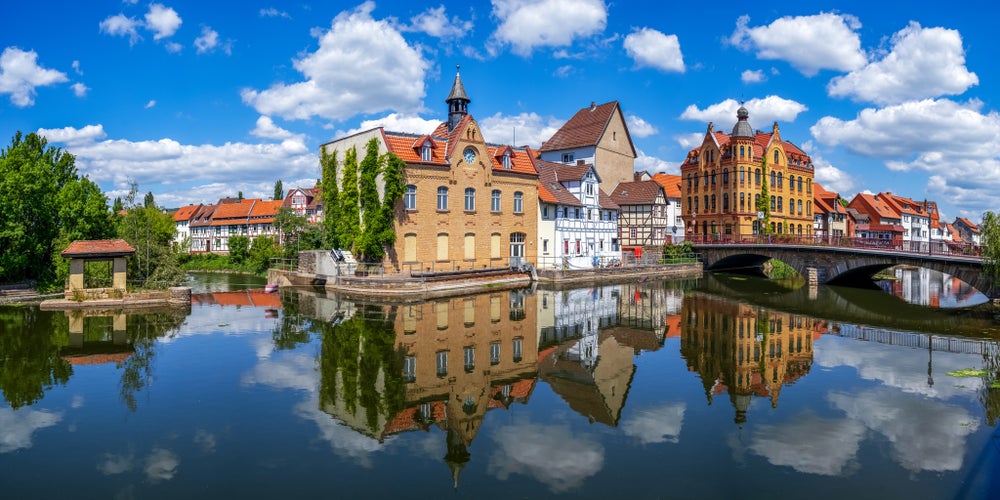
[665,196,685,243]
[539,146,596,166]
[537,166,621,269]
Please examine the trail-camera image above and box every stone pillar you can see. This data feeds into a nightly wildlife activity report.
[68,259,85,292]
[169,287,192,304]
[113,257,128,291]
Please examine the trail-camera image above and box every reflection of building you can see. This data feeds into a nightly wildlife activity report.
[314,288,539,488]
[680,294,816,425]
[59,310,132,365]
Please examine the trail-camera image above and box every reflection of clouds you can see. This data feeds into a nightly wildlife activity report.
[488,422,604,493]
[623,403,685,444]
[829,388,977,472]
[240,352,315,392]
[71,395,85,408]
[144,448,180,482]
[240,351,389,465]
[164,304,279,343]
[749,412,865,476]
[815,334,984,399]
[0,407,62,453]
[98,451,135,475]
[293,396,385,467]
[194,429,216,454]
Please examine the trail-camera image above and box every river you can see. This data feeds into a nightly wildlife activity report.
[1,271,998,499]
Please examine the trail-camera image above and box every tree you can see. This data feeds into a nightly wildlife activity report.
[273,179,284,201]
[144,191,156,209]
[228,235,250,264]
[0,131,111,287]
[356,139,384,261]
[113,197,124,213]
[249,235,281,274]
[116,182,183,289]
[238,191,244,201]
[320,148,341,248]
[756,156,771,235]
[339,146,361,252]
[983,211,999,285]
[274,207,308,259]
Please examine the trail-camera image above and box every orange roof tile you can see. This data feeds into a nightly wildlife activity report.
[173,204,202,222]
[250,200,283,217]
[212,199,256,219]
[651,173,682,198]
[62,239,136,257]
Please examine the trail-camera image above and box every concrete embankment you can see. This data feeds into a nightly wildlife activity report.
[39,287,192,311]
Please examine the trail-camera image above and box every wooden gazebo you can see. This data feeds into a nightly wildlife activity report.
[61,239,136,300]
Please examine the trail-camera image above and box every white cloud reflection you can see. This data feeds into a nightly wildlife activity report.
[622,403,685,444]
[0,407,62,453]
[488,422,604,493]
[749,412,865,475]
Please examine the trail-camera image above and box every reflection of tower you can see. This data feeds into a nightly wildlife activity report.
[680,293,816,425]
[444,427,470,490]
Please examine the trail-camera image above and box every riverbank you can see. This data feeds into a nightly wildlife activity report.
[39,287,192,310]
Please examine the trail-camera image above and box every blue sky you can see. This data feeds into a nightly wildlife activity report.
[1,0,996,222]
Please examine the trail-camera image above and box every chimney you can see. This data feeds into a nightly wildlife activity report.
[590,101,595,110]
[577,159,585,166]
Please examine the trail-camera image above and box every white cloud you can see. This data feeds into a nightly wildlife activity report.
[194,26,219,54]
[164,41,183,54]
[0,407,62,453]
[489,0,607,57]
[37,124,317,206]
[622,403,685,444]
[799,141,856,193]
[401,5,472,39]
[674,132,704,151]
[98,452,135,475]
[72,60,82,75]
[71,82,89,97]
[251,115,302,141]
[626,114,657,138]
[242,2,428,122]
[680,96,808,128]
[0,47,69,107]
[828,22,978,105]
[749,412,865,475]
[553,65,574,78]
[145,100,156,108]
[479,111,565,148]
[145,3,182,40]
[259,8,291,19]
[99,14,142,45]
[488,422,604,493]
[623,28,685,73]
[338,113,442,138]
[144,448,179,482]
[729,13,866,76]
[635,149,677,174]
[741,69,765,83]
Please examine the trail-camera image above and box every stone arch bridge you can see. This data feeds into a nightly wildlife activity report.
[693,243,996,299]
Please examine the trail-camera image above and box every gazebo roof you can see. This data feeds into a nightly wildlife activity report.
[61,239,136,258]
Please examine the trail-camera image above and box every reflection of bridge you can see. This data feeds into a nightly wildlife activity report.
[825,323,1000,356]
[692,237,995,298]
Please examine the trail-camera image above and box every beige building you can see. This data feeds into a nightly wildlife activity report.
[320,70,539,270]
[539,101,637,195]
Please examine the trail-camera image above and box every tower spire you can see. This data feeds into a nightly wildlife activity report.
[446,64,471,132]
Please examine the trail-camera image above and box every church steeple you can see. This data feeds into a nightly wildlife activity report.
[446,65,471,132]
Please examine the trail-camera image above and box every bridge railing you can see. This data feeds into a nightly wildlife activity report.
[687,234,983,258]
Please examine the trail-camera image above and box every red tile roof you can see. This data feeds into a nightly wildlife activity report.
[537,162,583,207]
[173,204,202,222]
[650,173,682,198]
[212,199,256,219]
[540,101,637,157]
[610,180,664,205]
[598,188,619,210]
[61,239,136,257]
[956,217,981,234]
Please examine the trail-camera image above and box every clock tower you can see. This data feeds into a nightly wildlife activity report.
[446,65,470,133]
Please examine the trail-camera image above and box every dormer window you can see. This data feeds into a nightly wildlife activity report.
[502,151,511,169]
[562,153,574,163]
[421,143,432,162]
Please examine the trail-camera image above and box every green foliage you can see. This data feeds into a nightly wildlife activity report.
[339,147,361,251]
[274,207,309,259]
[249,236,281,274]
[273,179,284,201]
[756,156,771,235]
[144,191,155,208]
[983,211,999,285]
[320,148,342,248]
[765,259,801,280]
[229,235,250,264]
[662,241,695,262]
[0,131,112,288]
[356,139,384,261]
[0,307,72,408]
[116,183,183,289]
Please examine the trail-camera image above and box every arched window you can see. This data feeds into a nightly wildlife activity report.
[711,170,717,185]
[491,189,501,212]
[770,170,776,188]
[798,199,803,215]
[740,145,745,158]
[687,173,692,189]
[773,149,779,164]
[502,151,511,169]
[711,194,716,212]
[694,174,699,188]
[777,196,783,213]
[404,184,416,210]
[687,197,692,212]
[777,174,783,189]
[464,188,475,211]
[798,176,803,192]
[694,197,699,211]
[723,193,729,212]
[739,166,745,183]
[704,172,709,185]
[723,168,729,184]
[740,192,745,211]
[704,196,709,212]
[806,201,811,215]
[755,168,761,185]
[513,191,523,213]
[437,186,448,211]
[788,174,794,190]
[770,196,776,210]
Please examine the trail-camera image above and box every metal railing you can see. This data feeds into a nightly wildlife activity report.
[687,234,984,259]
[535,253,700,270]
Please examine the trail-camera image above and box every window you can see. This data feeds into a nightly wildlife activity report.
[798,199,803,215]
[404,356,416,382]
[464,346,475,372]
[740,193,745,211]
[490,341,501,365]
[437,186,448,211]
[755,169,761,185]
[585,182,594,196]
[464,188,475,211]
[777,197,783,213]
[502,151,511,169]
[404,185,416,210]
[774,149,779,164]
[740,167,745,183]
[777,174,783,189]
[491,189,501,212]
[575,208,581,219]
[710,194,716,212]
[711,171,716,184]
[629,227,637,239]
[723,193,729,212]
[798,176,803,192]
[740,145,745,158]
[513,191,523,213]
[421,143,432,162]
[723,168,729,184]
[436,351,448,377]
[770,171,776,188]
[513,338,523,362]
[770,196,776,210]
[563,153,574,162]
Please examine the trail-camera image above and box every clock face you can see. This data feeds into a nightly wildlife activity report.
[464,148,476,164]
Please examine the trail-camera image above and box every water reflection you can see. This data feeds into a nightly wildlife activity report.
[878,267,988,307]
